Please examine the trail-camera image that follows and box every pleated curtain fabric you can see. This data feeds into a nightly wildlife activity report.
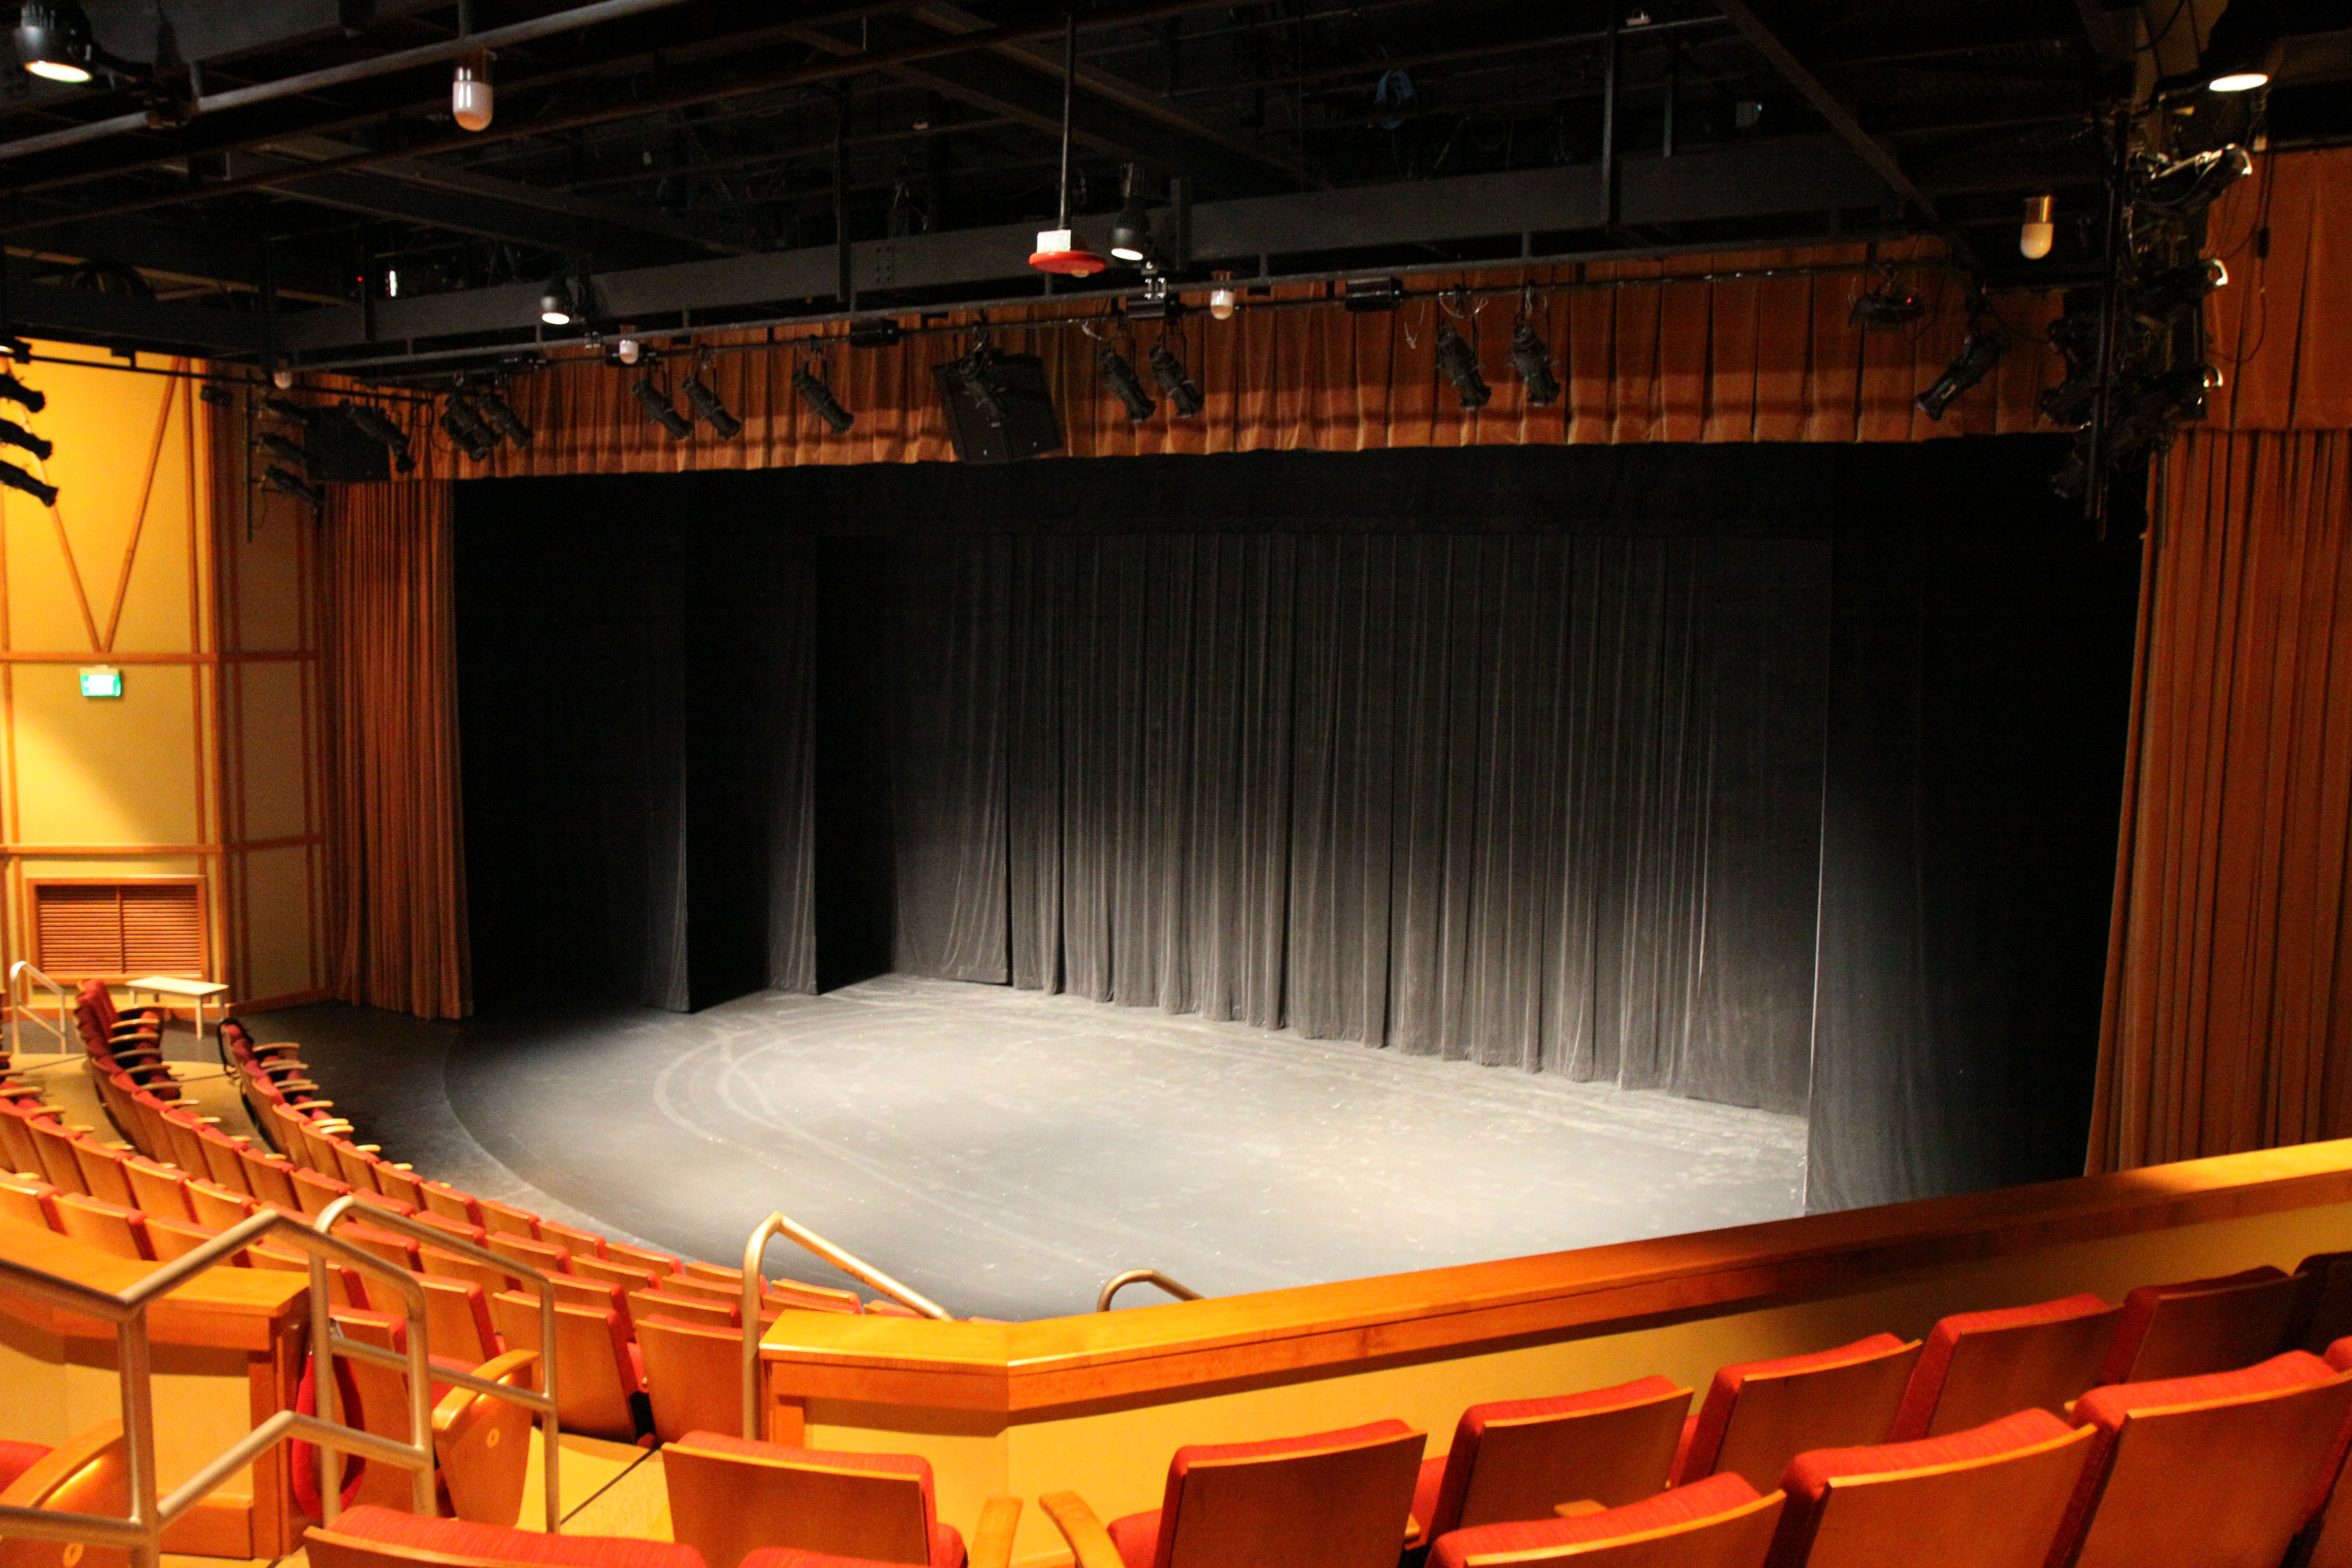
[2087,147,2352,1171]
[2092,429,2352,1167]
[319,476,471,1020]
[880,534,1825,1112]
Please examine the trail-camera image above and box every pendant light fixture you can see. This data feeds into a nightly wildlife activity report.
[1029,13,1107,278]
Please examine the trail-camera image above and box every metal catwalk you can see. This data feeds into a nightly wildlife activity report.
[267,976,1806,1322]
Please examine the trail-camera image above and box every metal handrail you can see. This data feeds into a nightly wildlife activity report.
[741,1211,951,1439]
[1096,1269,1205,1313]
[315,1194,564,1533]
[0,1207,437,1568]
[7,959,71,1058]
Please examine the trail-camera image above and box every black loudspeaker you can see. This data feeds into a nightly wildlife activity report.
[307,407,392,483]
[931,348,1063,464]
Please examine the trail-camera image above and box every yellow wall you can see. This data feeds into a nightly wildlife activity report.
[0,343,323,1018]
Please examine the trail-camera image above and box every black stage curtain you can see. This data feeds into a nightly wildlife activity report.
[454,439,2135,1206]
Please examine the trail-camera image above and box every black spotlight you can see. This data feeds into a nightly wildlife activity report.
[0,372,46,414]
[1510,322,1559,406]
[849,318,904,349]
[1849,284,1926,330]
[1434,323,1491,411]
[439,401,494,462]
[539,275,578,327]
[1098,343,1156,420]
[258,431,313,478]
[792,363,854,435]
[1343,277,1404,312]
[263,464,324,511]
[0,461,58,506]
[1915,328,2009,421]
[1148,342,1203,418]
[2198,0,2288,92]
[474,386,535,448]
[446,393,501,453]
[2134,146,2253,215]
[198,382,233,408]
[2133,257,2229,323]
[342,403,416,473]
[633,376,694,441]
[15,1,96,83]
[1109,165,1153,265]
[683,374,743,439]
[0,417,52,462]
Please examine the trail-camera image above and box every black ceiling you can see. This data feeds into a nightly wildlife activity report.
[0,0,2341,377]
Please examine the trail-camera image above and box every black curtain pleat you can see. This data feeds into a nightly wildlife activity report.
[457,438,2134,1206]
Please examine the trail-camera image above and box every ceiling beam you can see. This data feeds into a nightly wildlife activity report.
[1710,0,1963,253]
[267,134,1891,361]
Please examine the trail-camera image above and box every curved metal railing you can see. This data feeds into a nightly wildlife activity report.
[6,959,71,1058]
[740,1210,951,1438]
[0,1208,435,1568]
[315,1194,565,1532]
[1096,1269,1205,1312]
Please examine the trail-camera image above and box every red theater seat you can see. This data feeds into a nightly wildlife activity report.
[1889,1294,2120,1440]
[490,1290,647,1442]
[1425,1472,1783,1568]
[0,1440,51,1494]
[2093,1266,2306,1384]
[1410,1377,1691,1547]
[1045,1419,1423,1568]
[0,1420,131,1568]
[1672,1335,1923,1492]
[305,1504,705,1568]
[1760,1407,2093,1568]
[664,1432,967,1568]
[2047,1350,2352,1568]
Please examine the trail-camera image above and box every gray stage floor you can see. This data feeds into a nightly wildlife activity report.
[263,976,1807,1322]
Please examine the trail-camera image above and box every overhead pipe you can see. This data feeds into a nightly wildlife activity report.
[0,0,1273,237]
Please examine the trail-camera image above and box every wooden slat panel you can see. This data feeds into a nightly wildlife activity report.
[122,884,204,973]
[34,884,125,972]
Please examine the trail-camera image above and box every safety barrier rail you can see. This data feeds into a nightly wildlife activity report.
[1095,1268,1204,1312]
[6,959,70,1058]
[741,1210,951,1437]
[0,1208,434,1568]
[315,1194,565,1532]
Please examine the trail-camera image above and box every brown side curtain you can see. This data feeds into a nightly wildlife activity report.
[2093,430,2352,1167]
[319,474,471,1019]
[2089,147,2352,1170]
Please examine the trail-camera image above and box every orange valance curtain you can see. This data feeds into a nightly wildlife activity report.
[2090,147,2352,1170]
[451,237,2052,478]
[318,463,471,1019]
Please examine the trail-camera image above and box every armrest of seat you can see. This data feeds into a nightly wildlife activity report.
[1554,1501,1608,1518]
[1038,1492,1124,1568]
[971,1497,1022,1568]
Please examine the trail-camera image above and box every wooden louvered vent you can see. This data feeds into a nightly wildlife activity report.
[32,881,206,978]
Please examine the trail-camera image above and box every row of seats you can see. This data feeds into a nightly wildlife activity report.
[291,1318,2352,1568]
[3,987,900,1448]
[17,995,2352,1568]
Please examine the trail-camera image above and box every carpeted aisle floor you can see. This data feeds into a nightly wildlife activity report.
[263,976,1806,1322]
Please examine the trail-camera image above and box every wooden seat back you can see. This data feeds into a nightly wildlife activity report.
[1430,1475,1783,1568]
[1769,1412,2093,1568]
[183,1177,256,1228]
[489,1290,641,1442]
[22,1119,88,1193]
[637,1315,743,1443]
[0,1421,130,1568]
[484,1232,571,1276]
[0,1174,59,1229]
[120,1156,192,1220]
[664,1433,939,1568]
[1437,1379,1691,1540]
[1894,1297,2120,1440]
[145,1214,225,1262]
[2060,1353,2352,1568]
[569,1254,664,1294]
[306,1504,705,1568]
[1698,1339,1923,1493]
[1156,1420,1424,1568]
[49,1193,152,1261]
[435,1349,540,1526]
[2099,1269,2307,1384]
[195,1131,254,1194]
[66,1141,135,1207]
[633,1289,737,1331]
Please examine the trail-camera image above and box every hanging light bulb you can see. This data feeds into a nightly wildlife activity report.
[1209,271,1236,322]
[2019,194,2056,260]
[272,365,296,391]
[539,274,576,327]
[615,336,642,366]
[452,50,494,133]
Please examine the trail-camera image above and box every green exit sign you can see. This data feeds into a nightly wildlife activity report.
[79,666,123,699]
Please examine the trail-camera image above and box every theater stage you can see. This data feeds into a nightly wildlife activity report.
[268,976,1807,1322]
